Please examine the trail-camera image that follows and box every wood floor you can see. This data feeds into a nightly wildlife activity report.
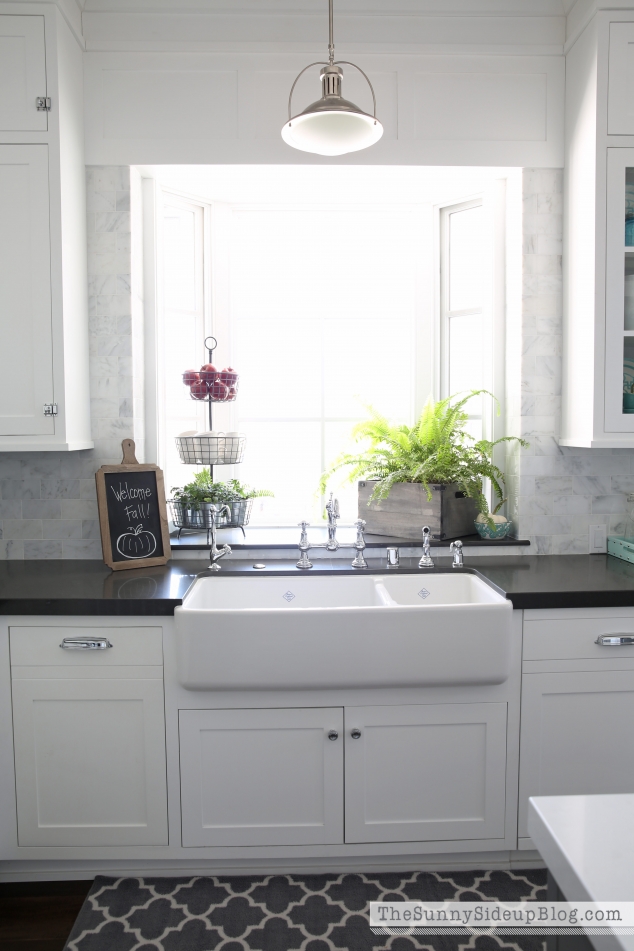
[0,880,92,951]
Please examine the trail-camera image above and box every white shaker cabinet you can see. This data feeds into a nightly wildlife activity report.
[0,15,47,132]
[518,669,634,837]
[10,626,168,847]
[179,702,509,849]
[179,707,345,847]
[0,145,55,436]
[0,11,92,450]
[518,612,634,839]
[344,703,508,844]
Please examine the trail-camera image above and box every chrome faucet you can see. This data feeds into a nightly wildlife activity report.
[325,492,340,551]
[418,525,434,568]
[450,539,464,568]
[207,503,232,571]
[297,503,368,569]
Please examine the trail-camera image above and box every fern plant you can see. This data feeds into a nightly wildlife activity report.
[321,391,527,522]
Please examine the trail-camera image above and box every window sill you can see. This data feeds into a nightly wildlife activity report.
[169,525,530,551]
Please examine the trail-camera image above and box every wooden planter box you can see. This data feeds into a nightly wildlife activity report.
[358,481,479,540]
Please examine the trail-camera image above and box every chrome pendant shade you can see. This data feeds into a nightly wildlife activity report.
[281,0,383,156]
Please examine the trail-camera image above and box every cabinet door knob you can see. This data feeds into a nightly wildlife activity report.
[327,730,339,741]
[60,637,113,650]
[350,729,362,739]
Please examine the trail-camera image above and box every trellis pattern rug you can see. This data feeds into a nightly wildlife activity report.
[64,869,547,951]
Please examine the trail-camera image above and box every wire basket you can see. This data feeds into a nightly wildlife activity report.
[169,499,253,531]
[175,434,246,466]
[184,373,239,403]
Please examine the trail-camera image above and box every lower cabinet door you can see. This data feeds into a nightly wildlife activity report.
[179,707,344,847]
[344,702,508,844]
[519,670,634,836]
[12,678,168,847]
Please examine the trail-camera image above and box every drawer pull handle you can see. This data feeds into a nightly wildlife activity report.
[595,634,634,646]
[60,637,113,650]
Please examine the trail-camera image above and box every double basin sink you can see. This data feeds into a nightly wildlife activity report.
[174,571,512,690]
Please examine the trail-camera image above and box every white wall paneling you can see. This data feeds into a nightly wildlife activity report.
[0,15,47,132]
[83,52,564,167]
[80,9,565,53]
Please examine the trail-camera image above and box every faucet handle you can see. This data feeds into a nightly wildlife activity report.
[450,539,464,567]
[422,525,431,538]
[298,520,309,531]
[351,519,368,569]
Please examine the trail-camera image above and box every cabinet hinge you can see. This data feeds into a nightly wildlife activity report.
[36,97,51,112]
[43,403,58,417]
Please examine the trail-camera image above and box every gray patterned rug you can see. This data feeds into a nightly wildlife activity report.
[64,869,547,951]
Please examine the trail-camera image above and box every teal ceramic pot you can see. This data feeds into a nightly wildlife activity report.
[624,393,634,413]
[474,519,513,540]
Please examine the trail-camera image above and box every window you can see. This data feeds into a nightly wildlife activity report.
[439,200,487,442]
[228,206,423,525]
[156,194,208,494]
[150,171,504,529]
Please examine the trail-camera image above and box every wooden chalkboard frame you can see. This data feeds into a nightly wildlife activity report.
[96,439,171,571]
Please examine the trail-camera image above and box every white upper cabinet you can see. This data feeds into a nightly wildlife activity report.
[562,14,634,447]
[0,16,47,132]
[608,23,634,135]
[0,145,54,436]
[0,11,92,451]
[605,148,634,432]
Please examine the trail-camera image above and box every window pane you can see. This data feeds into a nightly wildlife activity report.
[449,205,483,312]
[448,314,483,426]
[323,318,413,420]
[236,318,322,419]
[230,206,419,524]
[163,204,198,312]
[237,421,322,525]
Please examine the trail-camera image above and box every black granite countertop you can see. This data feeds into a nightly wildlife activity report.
[1,555,634,615]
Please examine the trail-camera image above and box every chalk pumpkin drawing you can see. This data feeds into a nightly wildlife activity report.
[116,524,157,559]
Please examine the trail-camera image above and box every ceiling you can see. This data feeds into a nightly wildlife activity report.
[77,0,574,12]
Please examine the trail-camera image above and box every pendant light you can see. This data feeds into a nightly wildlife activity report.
[281,0,383,156]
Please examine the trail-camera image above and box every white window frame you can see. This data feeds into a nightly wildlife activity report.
[437,184,508,508]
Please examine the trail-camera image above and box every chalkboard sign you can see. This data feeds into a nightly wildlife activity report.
[96,439,171,571]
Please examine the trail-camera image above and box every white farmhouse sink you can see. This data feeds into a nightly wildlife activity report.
[174,572,512,690]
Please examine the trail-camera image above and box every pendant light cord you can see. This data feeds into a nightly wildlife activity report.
[328,0,334,64]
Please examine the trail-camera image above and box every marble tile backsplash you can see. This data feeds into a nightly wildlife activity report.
[0,167,144,560]
[505,168,632,554]
[0,166,630,558]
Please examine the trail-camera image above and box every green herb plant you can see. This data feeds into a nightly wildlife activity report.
[320,391,527,527]
[171,471,273,509]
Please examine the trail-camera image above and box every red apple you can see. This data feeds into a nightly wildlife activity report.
[182,370,200,386]
[219,367,238,386]
[209,380,229,401]
[199,363,218,384]
[227,385,238,399]
[190,381,209,400]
